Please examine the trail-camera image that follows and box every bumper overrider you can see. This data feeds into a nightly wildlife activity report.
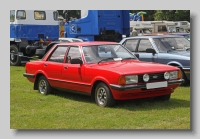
[23,73,35,78]
[110,79,184,91]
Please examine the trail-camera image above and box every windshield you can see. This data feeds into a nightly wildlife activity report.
[10,10,15,22]
[143,29,152,34]
[153,37,190,52]
[82,44,136,63]
[167,26,176,33]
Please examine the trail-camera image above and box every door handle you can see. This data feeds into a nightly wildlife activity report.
[44,63,48,66]
[64,66,68,69]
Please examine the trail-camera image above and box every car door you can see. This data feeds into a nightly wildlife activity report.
[136,39,158,63]
[43,45,69,88]
[61,46,87,93]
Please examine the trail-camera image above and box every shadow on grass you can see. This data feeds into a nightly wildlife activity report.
[50,90,190,111]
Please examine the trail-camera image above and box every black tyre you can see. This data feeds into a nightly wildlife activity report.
[95,82,115,107]
[155,94,171,101]
[10,44,21,66]
[38,76,52,95]
[181,70,189,86]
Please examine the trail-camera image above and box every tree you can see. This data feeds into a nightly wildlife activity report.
[154,10,190,21]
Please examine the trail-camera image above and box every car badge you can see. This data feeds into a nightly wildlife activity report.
[153,75,158,79]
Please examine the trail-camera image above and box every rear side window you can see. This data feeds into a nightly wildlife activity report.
[16,10,26,20]
[34,11,46,20]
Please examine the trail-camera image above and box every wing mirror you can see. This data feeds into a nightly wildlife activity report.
[134,53,139,59]
[71,58,83,64]
[146,48,156,54]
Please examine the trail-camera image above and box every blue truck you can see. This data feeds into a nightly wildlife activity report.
[64,10,130,42]
[10,10,60,66]
[10,10,130,66]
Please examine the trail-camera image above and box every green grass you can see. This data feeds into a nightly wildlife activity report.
[10,66,190,129]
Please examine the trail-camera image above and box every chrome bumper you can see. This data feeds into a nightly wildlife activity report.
[110,79,184,91]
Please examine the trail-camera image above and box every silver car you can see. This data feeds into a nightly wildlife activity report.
[119,35,190,86]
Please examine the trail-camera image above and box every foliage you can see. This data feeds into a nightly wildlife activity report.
[154,10,190,21]
[57,10,190,22]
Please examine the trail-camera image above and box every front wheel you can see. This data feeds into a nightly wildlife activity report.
[181,70,189,86]
[95,82,115,107]
[38,76,52,95]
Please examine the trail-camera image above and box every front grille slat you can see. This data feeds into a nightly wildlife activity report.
[138,72,165,83]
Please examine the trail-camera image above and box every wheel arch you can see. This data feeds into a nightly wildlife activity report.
[90,79,112,101]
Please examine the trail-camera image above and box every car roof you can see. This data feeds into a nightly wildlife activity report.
[55,41,118,46]
[123,35,184,39]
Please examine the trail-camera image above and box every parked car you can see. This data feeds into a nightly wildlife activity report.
[23,41,184,107]
[119,35,190,85]
[35,38,83,58]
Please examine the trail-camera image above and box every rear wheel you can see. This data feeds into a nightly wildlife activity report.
[95,82,115,107]
[38,76,52,95]
[10,44,21,66]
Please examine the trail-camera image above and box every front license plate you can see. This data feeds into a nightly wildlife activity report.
[146,81,167,89]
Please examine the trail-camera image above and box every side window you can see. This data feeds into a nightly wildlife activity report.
[124,39,139,52]
[158,25,167,32]
[16,10,26,20]
[67,46,81,63]
[53,11,58,20]
[138,39,153,52]
[48,46,68,63]
[34,11,46,20]
[10,10,15,22]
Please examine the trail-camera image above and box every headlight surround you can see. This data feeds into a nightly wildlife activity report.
[169,71,178,79]
[118,75,138,85]
[164,72,170,80]
[143,74,149,82]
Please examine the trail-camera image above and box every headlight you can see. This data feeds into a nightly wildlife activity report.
[164,72,170,80]
[169,71,178,79]
[118,75,138,85]
[143,74,149,82]
[125,75,138,84]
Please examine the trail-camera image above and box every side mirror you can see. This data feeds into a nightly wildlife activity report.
[65,13,69,21]
[134,53,139,59]
[71,58,83,64]
[146,48,156,54]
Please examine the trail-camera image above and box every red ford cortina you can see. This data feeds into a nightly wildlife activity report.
[23,41,184,107]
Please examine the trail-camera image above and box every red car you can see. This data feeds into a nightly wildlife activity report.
[23,41,184,107]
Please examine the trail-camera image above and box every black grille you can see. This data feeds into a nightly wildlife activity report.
[138,72,165,83]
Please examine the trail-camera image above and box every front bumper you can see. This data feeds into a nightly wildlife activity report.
[110,79,184,91]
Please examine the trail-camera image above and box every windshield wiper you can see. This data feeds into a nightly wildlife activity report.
[98,58,114,64]
[121,57,135,61]
[186,48,190,51]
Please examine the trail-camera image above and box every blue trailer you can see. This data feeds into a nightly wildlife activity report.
[10,10,60,66]
[64,10,130,42]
